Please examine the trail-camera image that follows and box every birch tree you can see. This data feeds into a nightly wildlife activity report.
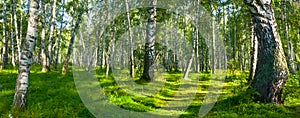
[47,0,58,69]
[54,0,66,70]
[245,0,289,104]
[40,1,49,72]
[1,0,8,69]
[11,2,16,67]
[13,0,39,108]
[62,0,85,75]
[248,21,258,82]
[282,0,295,74]
[125,0,135,78]
[141,0,157,82]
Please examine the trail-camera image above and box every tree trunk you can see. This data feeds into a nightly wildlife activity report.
[243,21,249,71]
[282,0,296,74]
[183,27,196,80]
[163,11,168,71]
[40,1,49,72]
[1,0,8,69]
[12,0,20,67]
[233,3,237,63]
[125,0,135,78]
[248,21,258,82]
[62,1,85,75]
[245,0,289,104]
[10,3,16,67]
[54,0,65,70]
[18,0,24,62]
[47,0,58,70]
[195,0,200,73]
[13,0,39,108]
[211,2,216,74]
[141,0,157,82]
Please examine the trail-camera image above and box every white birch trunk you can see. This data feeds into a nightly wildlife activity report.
[13,0,39,108]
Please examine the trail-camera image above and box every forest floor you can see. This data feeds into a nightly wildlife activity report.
[0,65,300,117]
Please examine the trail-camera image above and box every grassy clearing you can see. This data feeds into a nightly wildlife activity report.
[0,65,299,117]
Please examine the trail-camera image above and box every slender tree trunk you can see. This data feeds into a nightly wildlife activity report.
[54,0,65,70]
[243,22,249,71]
[163,11,168,71]
[295,28,300,71]
[248,21,258,82]
[233,4,237,63]
[183,28,196,80]
[125,0,135,78]
[12,0,20,67]
[40,1,49,72]
[47,0,58,69]
[18,0,23,62]
[13,0,39,108]
[245,0,289,104]
[194,0,200,73]
[1,0,8,69]
[100,34,105,70]
[106,28,115,78]
[211,2,216,74]
[62,1,85,75]
[141,0,157,81]
[11,4,16,67]
[282,0,296,74]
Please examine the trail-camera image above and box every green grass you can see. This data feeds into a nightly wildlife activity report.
[0,65,300,117]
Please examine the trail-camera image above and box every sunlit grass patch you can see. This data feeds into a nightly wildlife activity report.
[0,66,299,117]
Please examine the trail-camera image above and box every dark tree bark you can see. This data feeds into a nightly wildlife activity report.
[13,0,39,108]
[140,0,157,82]
[245,0,289,104]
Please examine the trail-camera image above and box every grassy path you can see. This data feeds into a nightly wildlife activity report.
[0,66,299,117]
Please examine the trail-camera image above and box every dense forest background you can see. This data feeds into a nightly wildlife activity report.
[0,0,299,117]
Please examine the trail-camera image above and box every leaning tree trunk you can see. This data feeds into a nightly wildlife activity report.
[183,27,196,80]
[245,0,289,104]
[13,0,39,108]
[140,0,157,82]
[62,1,85,75]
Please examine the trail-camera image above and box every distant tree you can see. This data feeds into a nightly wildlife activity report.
[245,0,289,104]
[1,0,8,69]
[47,0,58,70]
[40,0,49,72]
[125,0,135,78]
[13,0,39,108]
[54,0,66,70]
